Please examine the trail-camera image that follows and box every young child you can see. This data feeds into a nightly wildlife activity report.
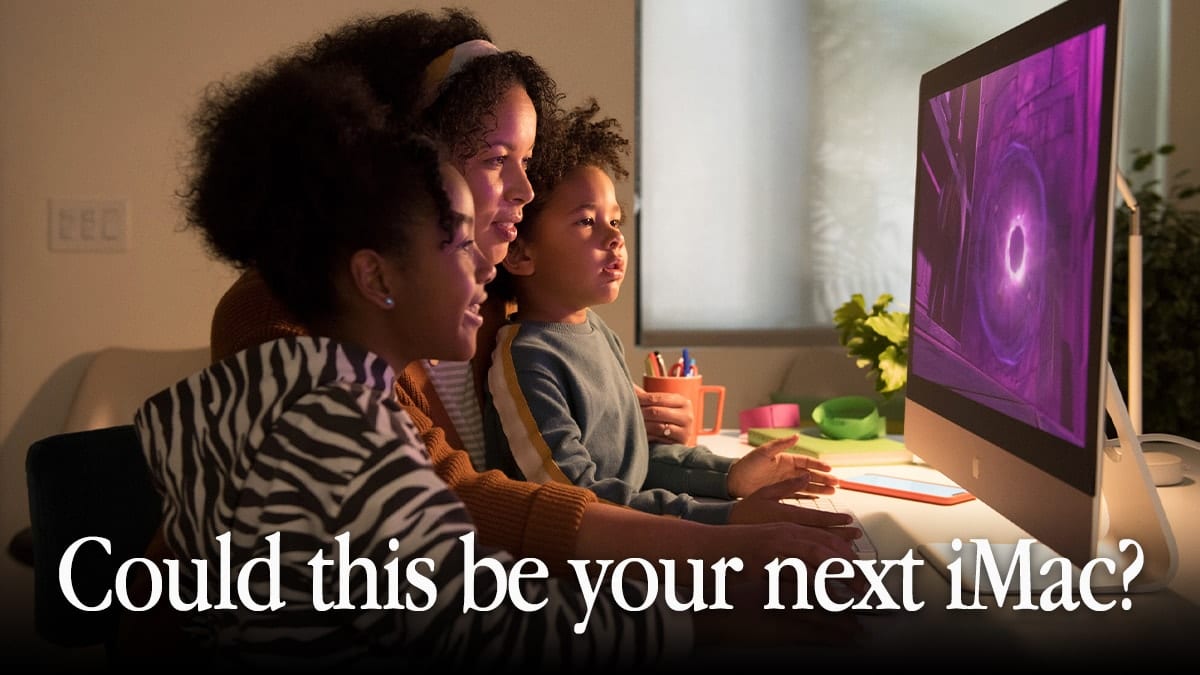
[486,102,840,523]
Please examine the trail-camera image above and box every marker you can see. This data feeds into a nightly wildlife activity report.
[654,351,667,377]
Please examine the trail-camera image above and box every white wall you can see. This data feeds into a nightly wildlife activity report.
[0,0,1196,662]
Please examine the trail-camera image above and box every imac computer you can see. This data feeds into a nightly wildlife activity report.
[904,0,1176,592]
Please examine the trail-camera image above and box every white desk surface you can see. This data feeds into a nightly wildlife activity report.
[692,429,1200,666]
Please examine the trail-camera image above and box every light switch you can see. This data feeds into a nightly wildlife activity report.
[49,198,128,252]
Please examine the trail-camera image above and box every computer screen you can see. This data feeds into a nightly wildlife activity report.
[903,0,1175,590]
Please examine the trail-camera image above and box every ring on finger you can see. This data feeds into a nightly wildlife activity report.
[662,423,671,438]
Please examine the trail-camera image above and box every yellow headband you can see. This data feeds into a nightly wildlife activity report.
[418,39,501,110]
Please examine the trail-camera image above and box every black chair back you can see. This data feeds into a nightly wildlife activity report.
[25,424,163,651]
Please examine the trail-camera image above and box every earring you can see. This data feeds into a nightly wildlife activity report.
[384,297,394,308]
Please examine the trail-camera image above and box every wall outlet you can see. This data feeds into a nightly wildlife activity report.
[48,198,128,252]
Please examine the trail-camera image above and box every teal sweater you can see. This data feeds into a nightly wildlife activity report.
[486,310,735,524]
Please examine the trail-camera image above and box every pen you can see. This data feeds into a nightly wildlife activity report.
[681,348,690,377]
[654,351,667,377]
[644,353,656,377]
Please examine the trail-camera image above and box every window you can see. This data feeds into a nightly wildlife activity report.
[635,0,1166,346]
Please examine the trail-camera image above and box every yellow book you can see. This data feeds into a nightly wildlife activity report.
[747,427,913,466]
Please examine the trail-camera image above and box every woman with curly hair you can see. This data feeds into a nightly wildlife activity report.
[204,7,862,585]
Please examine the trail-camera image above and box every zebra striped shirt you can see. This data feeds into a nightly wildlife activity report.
[135,336,691,670]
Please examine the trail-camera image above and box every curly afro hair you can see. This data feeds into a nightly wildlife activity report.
[488,99,630,303]
[417,50,564,165]
[181,58,453,325]
[298,8,562,165]
[522,99,630,229]
[300,8,489,127]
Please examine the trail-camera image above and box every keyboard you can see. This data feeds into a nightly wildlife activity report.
[805,496,878,561]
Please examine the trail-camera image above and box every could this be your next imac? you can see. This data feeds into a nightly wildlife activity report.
[903,0,1176,593]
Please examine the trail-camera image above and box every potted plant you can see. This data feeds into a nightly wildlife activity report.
[1109,144,1200,441]
[832,292,910,400]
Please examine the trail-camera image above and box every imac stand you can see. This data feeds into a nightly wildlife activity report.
[1094,361,1178,593]
[919,363,1178,596]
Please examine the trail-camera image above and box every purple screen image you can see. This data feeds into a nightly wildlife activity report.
[910,26,1106,447]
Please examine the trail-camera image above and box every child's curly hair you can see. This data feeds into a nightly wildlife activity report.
[488,100,630,303]
[181,58,453,325]
[523,99,630,228]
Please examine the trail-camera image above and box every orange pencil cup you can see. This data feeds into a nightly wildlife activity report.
[642,375,726,446]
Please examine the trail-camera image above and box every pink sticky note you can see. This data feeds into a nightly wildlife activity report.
[738,403,801,434]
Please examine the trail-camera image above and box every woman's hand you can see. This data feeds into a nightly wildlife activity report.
[635,384,695,444]
[727,479,858,540]
[709,520,866,594]
[726,434,839,498]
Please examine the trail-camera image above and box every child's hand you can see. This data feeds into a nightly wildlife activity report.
[726,435,838,498]
[634,384,694,444]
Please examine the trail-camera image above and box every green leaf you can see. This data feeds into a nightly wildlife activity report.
[865,312,910,347]
[877,345,908,397]
[871,293,895,314]
[833,294,867,323]
[832,294,868,345]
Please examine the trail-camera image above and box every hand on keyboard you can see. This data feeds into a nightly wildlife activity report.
[806,497,878,561]
[726,434,841,500]
[728,481,861,542]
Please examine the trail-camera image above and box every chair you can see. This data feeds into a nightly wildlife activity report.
[62,346,210,434]
[25,424,164,655]
[9,346,208,569]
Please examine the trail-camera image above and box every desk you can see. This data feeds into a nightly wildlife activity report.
[694,430,1200,666]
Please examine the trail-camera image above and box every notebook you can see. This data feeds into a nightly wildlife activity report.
[747,426,912,466]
